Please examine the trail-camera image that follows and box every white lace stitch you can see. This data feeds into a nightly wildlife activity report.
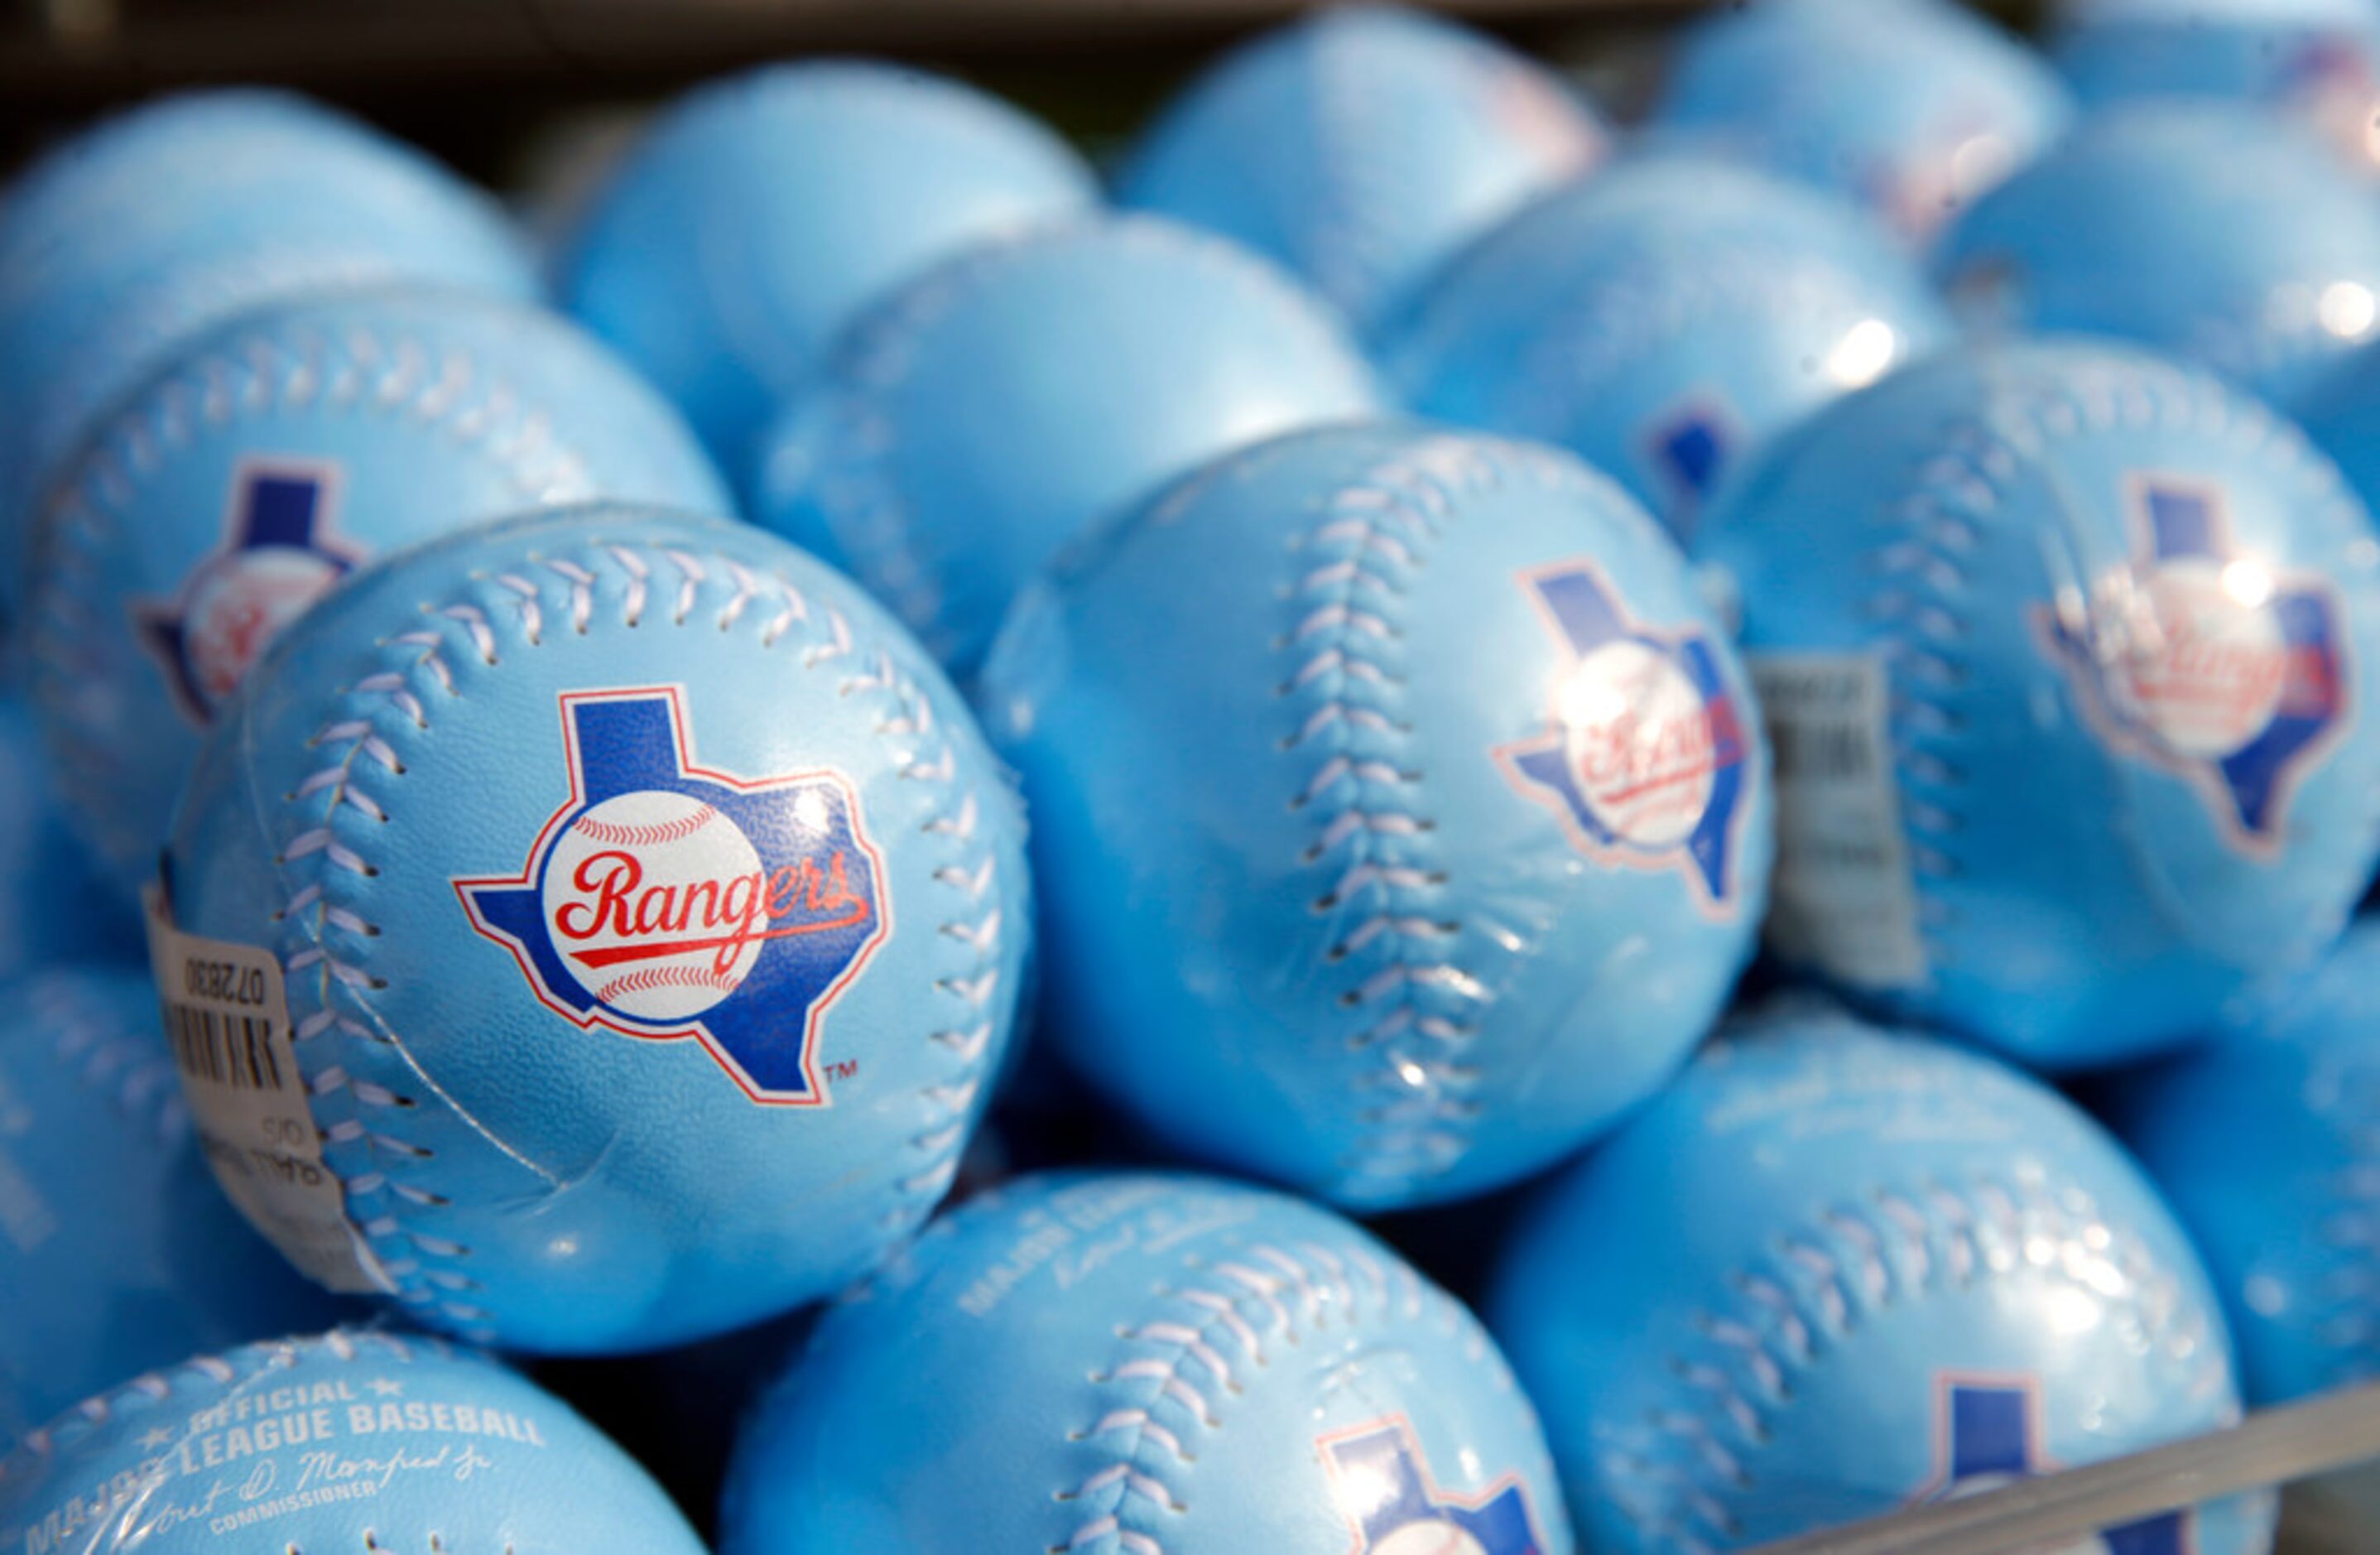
[1055,1238,1506,1555]
[1625,1176,2223,1548]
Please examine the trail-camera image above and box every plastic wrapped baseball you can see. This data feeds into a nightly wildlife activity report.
[1384,153,1952,540]
[2102,921,2380,1405]
[1695,339,2380,1070]
[0,1330,705,1553]
[0,89,535,604]
[27,286,728,903]
[2055,0,2380,176]
[159,505,1029,1354]
[1652,0,2072,246]
[1490,1006,2269,1554]
[1940,104,2380,410]
[753,215,1383,675]
[0,700,137,980]
[1118,4,1608,339]
[719,1171,1572,1555]
[978,425,1771,1210]
[560,60,1097,474]
[0,969,338,1445]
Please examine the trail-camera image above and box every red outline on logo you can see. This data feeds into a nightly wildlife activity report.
[1315,1413,1546,1555]
[2033,472,2354,861]
[449,684,893,1108]
[1492,558,1751,923]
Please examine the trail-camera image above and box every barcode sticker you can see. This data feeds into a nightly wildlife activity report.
[1749,652,1929,992]
[144,885,392,1294]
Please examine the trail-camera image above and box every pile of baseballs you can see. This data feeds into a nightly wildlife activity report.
[2,2,2378,1550]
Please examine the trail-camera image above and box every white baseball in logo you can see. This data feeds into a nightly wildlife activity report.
[180,548,347,709]
[2111,558,2285,760]
[1557,639,1717,849]
[541,790,767,1024]
[1370,1523,1488,1555]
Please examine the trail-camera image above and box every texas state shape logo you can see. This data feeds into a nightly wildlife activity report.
[2040,474,2348,854]
[1916,1375,2188,1554]
[1496,560,1752,917]
[454,686,889,1105]
[1320,1418,1546,1555]
[139,458,363,723]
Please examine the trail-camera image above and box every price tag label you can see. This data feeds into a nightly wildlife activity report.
[145,884,392,1294]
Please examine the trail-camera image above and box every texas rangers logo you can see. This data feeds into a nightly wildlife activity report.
[1320,1418,1546,1555]
[138,459,363,723]
[1915,1376,2190,1554]
[454,686,888,1105]
[1496,560,1751,915]
[2040,475,2348,851]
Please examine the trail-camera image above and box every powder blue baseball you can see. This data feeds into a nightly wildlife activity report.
[1652,0,2072,248]
[1695,338,2380,1071]
[1116,4,1608,339]
[719,1171,1572,1555]
[559,60,1098,477]
[163,505,1029,1354]
[1939,104,2380,411]
[978,424,1771,1210]
[0,699,137,980]
[0,90,536,610]
[1490,1005,2271,1555]
[752,215,1384,676]
[2055,0,2380,176]
[2102,920,2380,1406]
[0,1328,704,1553]
[1383,152,1952,542]
[26,286,730,905]
[0,968,339,1447]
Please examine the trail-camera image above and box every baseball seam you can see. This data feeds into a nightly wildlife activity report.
[570,803,721,850]
[1282,436,1613,1203]
[268,538,1007,1337]
[26,322,604,882]
[1055,1232,1517,1555]
[34,975,185,1143]
[1607,1172,2228,1553]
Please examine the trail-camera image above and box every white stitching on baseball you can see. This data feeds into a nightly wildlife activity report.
[1610,1173,2230,1553]
[36,975,186,1143]
[1054,1232,1518,1555]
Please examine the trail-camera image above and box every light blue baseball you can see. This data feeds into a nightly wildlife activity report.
[26,286,730,907]
[2055,0,2380,176]
[1652,0,2073,248]
[0,700,138,978]
[0,1329,706,1553]
[165,505,1030,1354]
[559,59,1098,478]
[0,89,536,612]
[978,423,1771,1211]
[2102,920,2380,1406]
[752,214,1384,676]
[1116,4,1609,339]
[1939,104,2380,411]
[1383,152,1953,542]
[1695,338,2380,1070]
[0,968,341,1447]
[1491,1005,2271,1555]
[719,1171,1573,1555]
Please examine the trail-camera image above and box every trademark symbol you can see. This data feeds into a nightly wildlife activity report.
[826,1059,860,1083]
